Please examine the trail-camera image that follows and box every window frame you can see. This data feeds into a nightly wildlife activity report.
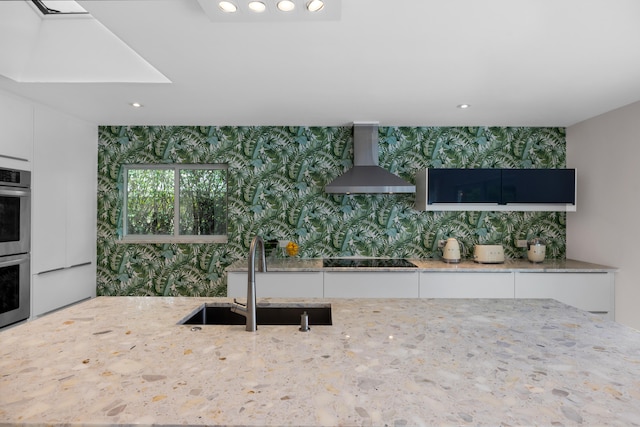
[121,164,228,244]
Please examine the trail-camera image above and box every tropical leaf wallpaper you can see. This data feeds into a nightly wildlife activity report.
[97,126,567,297]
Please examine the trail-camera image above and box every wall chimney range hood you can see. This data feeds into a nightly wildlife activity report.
[325,122,416,194]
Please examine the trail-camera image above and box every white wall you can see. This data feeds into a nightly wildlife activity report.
[567,101,640,330]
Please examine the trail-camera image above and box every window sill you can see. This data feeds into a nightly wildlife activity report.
[118,236,228,244]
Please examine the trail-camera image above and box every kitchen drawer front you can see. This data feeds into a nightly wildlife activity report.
[32,263,95,317]
[323,271,419,298]
[227,271,323,298]
[514,272,614,316]
[419,272,514,298]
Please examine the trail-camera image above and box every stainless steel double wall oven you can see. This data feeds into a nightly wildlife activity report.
[0,167,30,328]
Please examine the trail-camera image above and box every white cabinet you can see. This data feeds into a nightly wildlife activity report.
[323,271,419,298]
[420,272,514,298]
[515,272,614,317]
[32,262,94,316]
[64,118,98,266]
[31,105,97,315]
[227,271,324,298]
[0,90,33,168]
[225,267,614,317]
[32,107,68,272]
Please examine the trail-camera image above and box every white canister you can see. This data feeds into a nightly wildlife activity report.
[527,238,546,263]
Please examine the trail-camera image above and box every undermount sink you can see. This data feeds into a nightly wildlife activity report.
[180,303,333,326]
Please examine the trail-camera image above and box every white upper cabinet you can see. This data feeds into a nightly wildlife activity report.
[0,90,33,167]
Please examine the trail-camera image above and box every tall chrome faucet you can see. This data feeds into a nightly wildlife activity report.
[231,235,267,331]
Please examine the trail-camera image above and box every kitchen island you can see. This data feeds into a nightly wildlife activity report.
[2,296,639,426]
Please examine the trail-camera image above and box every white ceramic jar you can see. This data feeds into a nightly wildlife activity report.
[527,238,546,263]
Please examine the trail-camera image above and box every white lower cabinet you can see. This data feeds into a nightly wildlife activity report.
[32,263,95,317]
[419,272,514,298]
[226,269,615,319]
[515,272,614,317]
[323,271,419,298]
[227,271,324,298]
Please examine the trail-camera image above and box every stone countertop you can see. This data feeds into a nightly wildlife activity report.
[2,297,640,426]
[226,257,617,273]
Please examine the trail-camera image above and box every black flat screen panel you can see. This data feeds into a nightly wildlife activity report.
[428,169,501,204]
[501,169,575,204]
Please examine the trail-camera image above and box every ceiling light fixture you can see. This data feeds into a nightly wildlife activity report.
[130,102,143,108]
[248,1,266,12]
[218,1,238,13]
[198,0,341,22]
[457,104,471,109]
[306,0,324,12]
[276,0,295,12]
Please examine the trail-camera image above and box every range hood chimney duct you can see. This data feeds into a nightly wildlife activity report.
[324,122,416,194]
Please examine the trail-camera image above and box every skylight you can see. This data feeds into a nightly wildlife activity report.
[32,0,88,15]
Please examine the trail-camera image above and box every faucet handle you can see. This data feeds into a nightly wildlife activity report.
[232,298,246,307]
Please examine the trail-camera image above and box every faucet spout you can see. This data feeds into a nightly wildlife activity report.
[231,235,266,331]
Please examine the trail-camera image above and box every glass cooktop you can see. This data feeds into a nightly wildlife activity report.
[322,258,417,268]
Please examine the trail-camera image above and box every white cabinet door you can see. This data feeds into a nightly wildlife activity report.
[32,106,68,273]
[419,272,514,298]
[32,106,96,273]
[227,271,324,298]
[515,272,614,316]
[32,263,95,317]
[31,106,97,317]
[0,91,33,165]
[65,122,97,267]
[323,271,419,298]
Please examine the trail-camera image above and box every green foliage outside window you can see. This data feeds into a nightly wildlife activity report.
[179,169,227,235]
[124,164,227,242]
[126,169,174,235]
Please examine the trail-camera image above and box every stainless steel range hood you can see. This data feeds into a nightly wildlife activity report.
[325,122,416,194]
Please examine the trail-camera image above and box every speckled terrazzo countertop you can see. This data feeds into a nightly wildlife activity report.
[226,257,617,272]
[2,296,639,426]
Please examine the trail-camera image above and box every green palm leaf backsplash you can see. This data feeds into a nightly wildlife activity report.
[97,126,566,297]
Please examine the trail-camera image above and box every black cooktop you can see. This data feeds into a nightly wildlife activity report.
[322,258,417,268]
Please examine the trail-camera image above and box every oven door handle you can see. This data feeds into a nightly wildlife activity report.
[0,188,30,197]
[0,255,29,267]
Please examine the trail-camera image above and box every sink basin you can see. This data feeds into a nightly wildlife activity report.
[180,303,332,326]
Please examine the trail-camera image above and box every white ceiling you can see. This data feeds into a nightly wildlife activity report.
[1,0,640,127]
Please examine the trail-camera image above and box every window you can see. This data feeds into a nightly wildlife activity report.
[31,0,89,15]
[122,164,228,243]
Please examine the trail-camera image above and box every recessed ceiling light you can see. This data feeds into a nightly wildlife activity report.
[130,102,143,108]
[306,0,324,12]
[248,1,266,12]
[457,104,471,109]
[218,1,238,12]
[277,0,295,12]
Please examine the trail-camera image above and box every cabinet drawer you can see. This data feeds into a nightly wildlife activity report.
[419,272,514,298]
[323,271,419,298]
[227,271,323,298]
[515,272,612,314]
[32,263,95,317]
